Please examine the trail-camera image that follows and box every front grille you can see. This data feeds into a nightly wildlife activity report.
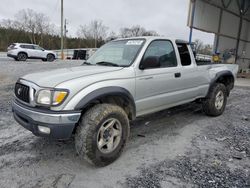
[15,83,30,103]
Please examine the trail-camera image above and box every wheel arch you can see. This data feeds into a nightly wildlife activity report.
[74,87,136,120]
[207,70,235,97]
[47,53,55,57]
[18,51,28,57]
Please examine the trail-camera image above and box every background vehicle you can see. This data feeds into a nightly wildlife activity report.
[12,37,238,166]
[7,43,57,62]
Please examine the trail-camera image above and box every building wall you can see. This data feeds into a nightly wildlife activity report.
[188,0,250,70]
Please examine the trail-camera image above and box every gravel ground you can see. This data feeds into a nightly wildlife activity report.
[0,59,249,188]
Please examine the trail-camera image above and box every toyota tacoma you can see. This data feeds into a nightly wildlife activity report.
[12,37,238,166]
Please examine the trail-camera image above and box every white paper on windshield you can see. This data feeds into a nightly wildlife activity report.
[126,40,144,45]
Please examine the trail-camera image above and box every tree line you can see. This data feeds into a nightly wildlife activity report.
[0,9,159,51]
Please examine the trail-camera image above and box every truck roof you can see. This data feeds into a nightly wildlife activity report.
[114,36,189,44]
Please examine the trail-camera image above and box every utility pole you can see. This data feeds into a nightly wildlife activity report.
[61,0,64,59]
[64,19,68,58]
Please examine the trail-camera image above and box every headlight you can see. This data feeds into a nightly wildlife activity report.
[36,89,68,106]
[37,89,51,105]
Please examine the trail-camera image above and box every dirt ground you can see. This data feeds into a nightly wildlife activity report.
[0,59,249,188]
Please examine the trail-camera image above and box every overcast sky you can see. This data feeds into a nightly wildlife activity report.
[0,0,214,44]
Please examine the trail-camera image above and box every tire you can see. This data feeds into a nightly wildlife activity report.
[42,58,47,62]
[47,54,55,62]
[17,53,27,61]
[75,104,130,166]
[202,83,227,116]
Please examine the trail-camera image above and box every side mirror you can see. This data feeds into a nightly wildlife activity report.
[139,56,160,70]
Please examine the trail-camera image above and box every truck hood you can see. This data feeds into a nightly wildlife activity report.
[22,65,123,87]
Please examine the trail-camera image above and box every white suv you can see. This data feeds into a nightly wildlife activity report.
[7,43,57,62]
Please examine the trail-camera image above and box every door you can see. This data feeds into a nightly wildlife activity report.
[176,43,208,100]
[135,40,182,115]
[33,45,46,58]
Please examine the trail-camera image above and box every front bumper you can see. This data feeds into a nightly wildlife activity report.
[12,100,81,139]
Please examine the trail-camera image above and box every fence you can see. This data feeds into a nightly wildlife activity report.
[54,48,97,59]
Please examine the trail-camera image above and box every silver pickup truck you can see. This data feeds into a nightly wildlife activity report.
[12,37,238,166]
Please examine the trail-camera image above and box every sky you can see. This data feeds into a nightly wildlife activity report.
[0,0,214,44]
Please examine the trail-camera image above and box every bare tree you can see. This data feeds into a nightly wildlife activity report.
[120,25,159,38]
[194,39,213,55]
[106,31,118,42]
[0,19,15,28]
[194,39,203,53]
[14,9,53,44]
[77,20,108,48]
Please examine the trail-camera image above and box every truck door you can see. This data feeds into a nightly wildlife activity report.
[135,40,182,115]
[176,43,208,100]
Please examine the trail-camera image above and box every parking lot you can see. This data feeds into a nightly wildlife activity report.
[0,58,250,188]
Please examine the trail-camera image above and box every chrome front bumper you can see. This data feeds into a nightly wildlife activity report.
[12,100,81,139]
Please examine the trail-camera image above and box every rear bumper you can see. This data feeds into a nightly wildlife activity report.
[12,100,81,139]
[7,54,17,58]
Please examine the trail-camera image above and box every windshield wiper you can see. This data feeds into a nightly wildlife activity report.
[82,61,93,65]
[96,61,120,67]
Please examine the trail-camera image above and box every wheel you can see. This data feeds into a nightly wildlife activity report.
[75,104,130,166]
[47,54,55,62]
[17,53,27,61]
[202,83,227,116]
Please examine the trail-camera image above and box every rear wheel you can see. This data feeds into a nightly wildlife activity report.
[75,104,130,166]
[202,83,227,116]
[47,54,55,62]
[17,53,27,61]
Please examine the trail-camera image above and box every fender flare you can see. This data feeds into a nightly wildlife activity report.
[206,70,234,97]
[74,86,136,120]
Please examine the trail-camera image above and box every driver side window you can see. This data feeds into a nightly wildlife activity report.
[34,46,43,51]
[142,40,177,69]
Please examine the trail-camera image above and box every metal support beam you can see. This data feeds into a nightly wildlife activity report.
[236,0,245,62]
[189,0,196,44]
[215,8,223,53]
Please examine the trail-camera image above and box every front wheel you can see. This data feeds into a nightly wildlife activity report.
[47,54,55,62]
[202,83,227,116]
[75,104,130,166]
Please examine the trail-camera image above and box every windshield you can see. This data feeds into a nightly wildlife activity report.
[87,39,145,67]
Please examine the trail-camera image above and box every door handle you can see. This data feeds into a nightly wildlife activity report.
[139,76,154,80]
[174,72,181,78]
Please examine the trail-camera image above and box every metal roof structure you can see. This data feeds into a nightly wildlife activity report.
[188,0,250,69]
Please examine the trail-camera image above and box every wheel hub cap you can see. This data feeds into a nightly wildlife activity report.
[215,91,224,110]
[97,118,122,154]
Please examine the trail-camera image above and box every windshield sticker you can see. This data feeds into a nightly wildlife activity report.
[126,40,144,45]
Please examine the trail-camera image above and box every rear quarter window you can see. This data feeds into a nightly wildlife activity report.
[177,43,192,66]
[8,44,16,49]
